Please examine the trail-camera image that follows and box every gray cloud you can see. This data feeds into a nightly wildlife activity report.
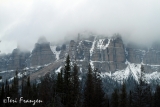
[0,0,160,53]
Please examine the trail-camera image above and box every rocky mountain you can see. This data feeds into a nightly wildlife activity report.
[1,33,160,83]
[27,37,56,67]
[0,49,30,71]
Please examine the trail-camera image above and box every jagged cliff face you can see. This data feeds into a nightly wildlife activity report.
[0,49,30,71]
[28,42,56,67]
[126,43,160,73]
[65,34,160,83]
[68,35,126,72]
[0,54,10,71]
[1,34,160,83]
[143,43,160,65]
[0,37,56,70]
[7,49,30,70]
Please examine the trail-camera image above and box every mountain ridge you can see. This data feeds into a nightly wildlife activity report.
[1,33,160,83]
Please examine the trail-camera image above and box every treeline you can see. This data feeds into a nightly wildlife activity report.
[1,55,160,107]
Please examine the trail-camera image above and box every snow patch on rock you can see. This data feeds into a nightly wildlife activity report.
[55,66,62,73]
[90,37,96,56]
[97,39,110,50]
[50,46,61,60]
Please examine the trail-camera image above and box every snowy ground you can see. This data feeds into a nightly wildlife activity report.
[50,46,61,60]
[100,60,160,83]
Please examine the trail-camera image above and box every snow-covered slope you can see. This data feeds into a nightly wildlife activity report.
[50,46,61,60]
[99,60,160,83]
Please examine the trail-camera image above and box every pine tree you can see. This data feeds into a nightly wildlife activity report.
[153,85,160,107]
[0,82,4,106]
[5,79,10,98]
[39,73,54,107]
[111,88,119,107]
[21,76,33,107]
[103,95,110,107]
[119,82,127,107]
[63,55,73,107]
[10,70,19,99]
[4,79,11,107]
[26,76,32,99]
[83,64,94,107]
[72,63,80,107]
[128,90,133,107]
[139,65,145,84]
[55,69,64,106]
[32,83,38,100]
[93,68,105,107]
[132,65,151,107]
[56,69,63,93]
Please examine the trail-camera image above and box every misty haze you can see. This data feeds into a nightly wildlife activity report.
[0,0,160,53]
[0,0,160,107]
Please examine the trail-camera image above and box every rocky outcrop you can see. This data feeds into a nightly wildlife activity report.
[28,38,56,67]
[1,34,160,75]
[126,44,143,63]
[0,54,10,71]
[143,43,160,65]
[66,35,127,72]
[68,40,77,60]
[76,40,92,61]
[7,49,30,70]
[126,43,160,73]
[59,44,67,59]
[143,49,160,65]
[0,49,30,71]
[90,36,126,72]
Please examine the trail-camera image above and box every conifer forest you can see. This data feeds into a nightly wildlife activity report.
[0,55,160,107]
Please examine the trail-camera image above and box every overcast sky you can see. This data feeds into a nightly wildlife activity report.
[0,0,160,53]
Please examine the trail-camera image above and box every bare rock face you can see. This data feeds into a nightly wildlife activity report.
[68,39,92,61]
[114,37,126,62]
[0,49,30,71]
[68,40,77,60]
[77,40,92,61]
[96,36,126,71]
[126,43,160,65]
[29,38,56,67]
[66,35,127,72]
[91,36,125,62]
[127,49,142,63]
[2,34,160,76]
[59,44,67,59]
[143,49,160,65]
[0,54,10,71]
[7,49,30,70]
[143,43,160,65]
[126,43,160,73]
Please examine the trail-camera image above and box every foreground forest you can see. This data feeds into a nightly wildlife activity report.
[1,55,160,107]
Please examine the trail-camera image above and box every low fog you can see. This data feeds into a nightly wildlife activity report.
[0,0,160,53]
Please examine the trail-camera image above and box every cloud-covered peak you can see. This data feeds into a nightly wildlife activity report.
[37,36,48,44]
[0,0,160,53]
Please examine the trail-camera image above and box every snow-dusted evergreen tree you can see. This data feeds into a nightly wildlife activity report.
[72,63,80,107]
[56,69,64,94]
[128,90,133,107]
[153,85,160,107]
[132,65,152,107]
[111,88,119,107]
[93,68,105,107]
[63,55,74,107]
[83,64,94,107]
[39,73,55,107]
[0,82,4,106]
[119,82,127,107]
[10,70,19,99]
